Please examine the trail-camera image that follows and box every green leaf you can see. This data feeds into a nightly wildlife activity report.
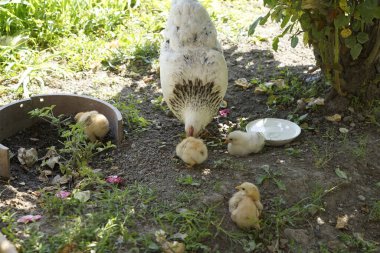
[248,17,262,36]
[376,182,380,188]
[350,43,362,60]
[259,12,271,25]
[356,32,369,44]
[291,36,299,48]
[272,36,279,51]
[74,190,91,203]
[280,14,291,28]
[335,168,348,180]
[274,178,286,190]
[334,14,349,28]
[256,175,267,185]
[352,20,361,32]
[344,36,357,48]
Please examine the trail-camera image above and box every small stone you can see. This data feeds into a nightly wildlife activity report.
[357,113,365,122]
[201,193,224,206]
[284,228,311,246]
[350,123,355,127]
[358,195,366,201]
[327,240,347,251]
[166,110,174,117]
[343,116,353,122]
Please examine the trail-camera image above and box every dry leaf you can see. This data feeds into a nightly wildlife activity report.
[254,87,266,94]
[41,146,60,169]
[58,243,77,253]
[325,114,342,122]
[336,214,349,229]
[307,97,325,107]
[17,147,38,167]
[234,78,252,89]
[51,175,71,185]
[74,190,91,203]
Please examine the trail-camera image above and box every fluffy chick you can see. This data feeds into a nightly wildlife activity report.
[226,130,265,156]
[0,232,17,253]
[176,137,208,167]
[229,182,263,229]
[74,111,109,142]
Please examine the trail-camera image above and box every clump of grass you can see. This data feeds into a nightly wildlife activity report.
[0,0,166,83]
[176,175,200,186]
[370,201,380,221]
[110,94,150,133]
[339,233,379,253]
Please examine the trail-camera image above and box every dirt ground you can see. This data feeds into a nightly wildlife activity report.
[1,3,380,252]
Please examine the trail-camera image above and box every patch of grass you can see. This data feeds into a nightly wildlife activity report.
[110,94,150,133]
[339,233,379,253]
[212,158,247,171]
[0,0,166,84]
[369,201,380,221]
[15,183,158,252]
[312,144,334,169]
[176,175,201,186]
[257,165,286,190]
[285,147,302,157]
[352,135,368,159]
[151,95,168,112]
[257,186,327,252]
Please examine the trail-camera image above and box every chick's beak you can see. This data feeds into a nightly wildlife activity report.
[235,185,241,190]
[224,138,229,144]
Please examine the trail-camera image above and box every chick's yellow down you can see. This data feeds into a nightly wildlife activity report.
[226,130,265,156]
[229,182,263,229]
[0,232,18,253]
[176,137,208,167]
[74,111,109,142]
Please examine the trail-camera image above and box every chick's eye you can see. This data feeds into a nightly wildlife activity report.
[229,138,233,141]
[200,151,204,155]
[242,188,245,191]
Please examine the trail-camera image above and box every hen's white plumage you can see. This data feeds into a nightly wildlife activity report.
[160,0,228,137]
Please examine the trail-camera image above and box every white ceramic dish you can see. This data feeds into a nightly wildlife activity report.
[246,118,301,146]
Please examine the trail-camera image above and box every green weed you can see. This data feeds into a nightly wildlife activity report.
[339,233,379,253]
[257,165,286,190]
[110,94,150,133]
[352,135,368,159]
[29,106,115,175]
[370,201,380,221]
[176,175,201,186]
[312,144,334,169]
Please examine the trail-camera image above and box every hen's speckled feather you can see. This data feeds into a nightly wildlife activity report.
[160,0,228,135]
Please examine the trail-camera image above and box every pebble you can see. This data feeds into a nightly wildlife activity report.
[343,116,353,122]
[357,113,365,122]
[201,193,224,206]
[358,195,366,201]
[350,123,356,127]
[284,228,311,246]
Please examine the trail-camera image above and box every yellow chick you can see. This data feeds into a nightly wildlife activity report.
[229,182,263,230]
[225,130,265,156]
[0,232,18,253]
[176,137,208,167]
[74,111,109,142]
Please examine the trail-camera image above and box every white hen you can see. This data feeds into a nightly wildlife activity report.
[160,0,228,137]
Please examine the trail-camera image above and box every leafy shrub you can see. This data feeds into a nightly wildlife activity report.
[250,0,380,97]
